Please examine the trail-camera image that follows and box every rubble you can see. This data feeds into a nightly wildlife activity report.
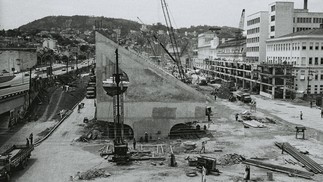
[75,168,111,180]
[218,153,243,166]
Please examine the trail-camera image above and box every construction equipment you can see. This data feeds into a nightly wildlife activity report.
[196,156,219,175]
[0,144,34,181]
[102,49,130,165]
[158,0,191,83]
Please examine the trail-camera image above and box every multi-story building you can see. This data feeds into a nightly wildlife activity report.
[246,11,269,62]
[266,27,323,97]
[247,0,323,62]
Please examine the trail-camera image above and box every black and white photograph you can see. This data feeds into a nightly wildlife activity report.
[1,0,323,181]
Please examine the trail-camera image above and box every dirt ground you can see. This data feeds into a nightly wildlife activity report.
[6,84,323,182]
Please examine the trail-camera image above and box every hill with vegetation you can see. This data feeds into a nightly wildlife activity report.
[19,15,241,37]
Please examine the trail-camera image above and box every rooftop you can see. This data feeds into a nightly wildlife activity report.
[279,28,323,38]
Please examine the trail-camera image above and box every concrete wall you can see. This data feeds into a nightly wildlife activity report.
[96,32,207,139]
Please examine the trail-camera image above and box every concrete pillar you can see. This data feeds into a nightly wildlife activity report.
[283,68,287,99]
[242,79,246,89]
[272,78,276,98]
[260,84,263,92]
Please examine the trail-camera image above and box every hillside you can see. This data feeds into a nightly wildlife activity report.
[19,15,241,37]
[19,15,141,36]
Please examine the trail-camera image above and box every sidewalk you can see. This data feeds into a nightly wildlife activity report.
[253,95,323,132]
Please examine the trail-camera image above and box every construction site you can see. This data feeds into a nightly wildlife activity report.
[1,1,323,182]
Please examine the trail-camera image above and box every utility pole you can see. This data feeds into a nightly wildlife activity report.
[28,67,32,107]
[307,67,317,98]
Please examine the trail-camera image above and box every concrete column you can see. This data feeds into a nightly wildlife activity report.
[272,78,276,98]
[283,68,287,99]
[242,79,246,89]
[260,84,263,92]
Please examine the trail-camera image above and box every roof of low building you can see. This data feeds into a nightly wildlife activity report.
[279,28,323,38]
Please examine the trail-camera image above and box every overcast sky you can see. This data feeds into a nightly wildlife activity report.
[1,0,323,30]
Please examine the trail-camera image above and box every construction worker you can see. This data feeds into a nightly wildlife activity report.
[235,113,239,121]
[26,138,30,146]
[200,141,206,153]
[133,138,136,150]
[244,165,250,181]
[300,111,303,120]
[29,133,33,145]
[144,132,148,143]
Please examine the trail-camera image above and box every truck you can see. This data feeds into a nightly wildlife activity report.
[0,144,34,181]
[234,92,252,103]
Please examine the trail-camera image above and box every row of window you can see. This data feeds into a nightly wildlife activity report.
[246,47,259,52]
[294,27,312,32]
[247,17,260,26]
[313,18,323,23]
[296,17,312,23]
[247,27,260,35]
[246,37,259,43]
[267,42,323,51]
[293,17,323,24]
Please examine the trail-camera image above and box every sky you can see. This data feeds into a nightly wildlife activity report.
[0,0,323,30]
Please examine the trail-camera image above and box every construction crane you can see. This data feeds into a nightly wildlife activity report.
[160,0,189,83]
[239,9,245,30]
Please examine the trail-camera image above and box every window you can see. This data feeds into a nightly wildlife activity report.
[315,75,318,80]
[321,74,323,80]
[315,57,319,65]
[271,26,275,32]
[271,5,275,12]
[315,43,319,50]
[302,42,307,50]
[309,57,312,65]
[321,58,323,65]
[271,15,275,21]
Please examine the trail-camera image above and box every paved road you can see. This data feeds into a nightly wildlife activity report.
[12,98,101,182]
[253,95,323,133]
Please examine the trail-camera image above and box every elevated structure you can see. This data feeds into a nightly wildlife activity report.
[95,32,208,140]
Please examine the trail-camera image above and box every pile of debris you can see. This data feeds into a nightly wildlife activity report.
[218,153,243,166]
[75,168,111,180]
[216,85,231,99]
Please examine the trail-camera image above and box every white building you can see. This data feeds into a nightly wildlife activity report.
[196,32,219,61]
[42,38,57,50]
[266,28,323,97]
[247,0,323,62]
[246,11,269,62]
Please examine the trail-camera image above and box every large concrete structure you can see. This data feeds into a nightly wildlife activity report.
[95,32,208,140]
[266,28,323,97]
[0,48,37,73]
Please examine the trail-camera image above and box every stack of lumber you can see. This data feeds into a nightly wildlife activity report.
[242,159,314,179]
[275,142,323,174]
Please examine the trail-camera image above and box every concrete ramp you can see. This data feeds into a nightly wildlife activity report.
[96,32,207,139]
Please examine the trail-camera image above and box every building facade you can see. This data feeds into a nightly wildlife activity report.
[0,48,37,73]
[266,28,323,97]
[42,38,57,50]
[246,11,269,62]
[246,0,323,62]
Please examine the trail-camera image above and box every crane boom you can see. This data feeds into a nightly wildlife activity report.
[160,0,185,80]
